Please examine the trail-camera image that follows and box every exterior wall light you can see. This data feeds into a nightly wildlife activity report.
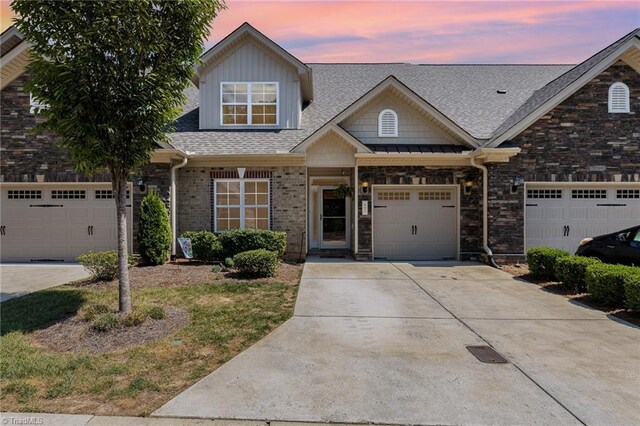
[135,176,146,193]
[360,181,369,194]
[510,176,524,194]
[463,180,474,195]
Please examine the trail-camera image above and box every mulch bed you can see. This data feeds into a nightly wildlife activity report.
[75,260,302,289]
[31,306,189,354]
[501,263,640,326]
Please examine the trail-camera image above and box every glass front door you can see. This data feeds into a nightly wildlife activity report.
[321,188,348,247]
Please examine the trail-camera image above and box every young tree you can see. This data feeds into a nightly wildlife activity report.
[12,0,223,312]
[138,190,172,266]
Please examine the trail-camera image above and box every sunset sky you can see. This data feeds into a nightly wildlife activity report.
[1,1,638,64]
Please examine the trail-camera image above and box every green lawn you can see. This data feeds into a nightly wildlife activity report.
[0,269,300,415]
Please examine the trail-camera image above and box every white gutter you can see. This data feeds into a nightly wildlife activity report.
[170,156,188,259]
[469,155,499,268]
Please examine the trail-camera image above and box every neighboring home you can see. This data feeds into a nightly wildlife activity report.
[1,23,639,263]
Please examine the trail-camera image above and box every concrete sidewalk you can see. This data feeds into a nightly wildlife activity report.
[0,413,356,426]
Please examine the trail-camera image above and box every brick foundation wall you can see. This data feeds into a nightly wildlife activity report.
[356,166,483,259]
[177,166,306,259]
[488,61,640,257]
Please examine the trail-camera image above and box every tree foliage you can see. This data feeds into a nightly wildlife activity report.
[12,0,223,311]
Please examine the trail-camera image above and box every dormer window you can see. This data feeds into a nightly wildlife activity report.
[221,82,278,125]
[378,109,398,137]
[608,82,630,113]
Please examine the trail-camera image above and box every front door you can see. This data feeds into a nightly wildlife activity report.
[320,187,349,248]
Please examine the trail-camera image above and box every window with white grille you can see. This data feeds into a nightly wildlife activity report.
[378,109,398,137]
[29,92,49,114]
[52,190,86,199]
[617,189,640,199]
[95,189,130,199]
[571,189,606,199]
[608,82,630,113]
[377,191,410,201]
[8,190,42,199]
[527,189,562,199]
[418,191,452,201]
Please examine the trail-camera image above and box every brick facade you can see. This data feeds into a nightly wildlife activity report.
[487,61,640,258]
[1,72,171,251]
[357,166,483,259]
[177,166,306,259]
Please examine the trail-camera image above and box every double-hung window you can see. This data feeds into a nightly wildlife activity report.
[214,179,270,232]
[221,82,278,125]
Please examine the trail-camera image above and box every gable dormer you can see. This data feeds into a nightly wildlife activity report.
[194,23,313,130]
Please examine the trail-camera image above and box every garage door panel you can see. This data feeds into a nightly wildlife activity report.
[526,185,640,253]
[374,187,456,260]
[1,186,130,262]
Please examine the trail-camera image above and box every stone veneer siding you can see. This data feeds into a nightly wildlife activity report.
[487,61,640,258]
[357,166,482,259]
[177,167,306,259]
[1,72,171,251]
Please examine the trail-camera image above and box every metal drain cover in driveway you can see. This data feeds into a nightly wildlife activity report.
[466,345,509,363]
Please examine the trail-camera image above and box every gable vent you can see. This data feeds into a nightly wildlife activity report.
[378,109,398,137]
[608,82,630,113]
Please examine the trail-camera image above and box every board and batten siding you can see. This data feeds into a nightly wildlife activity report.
[199,40,302,129]
[342,93,460,145]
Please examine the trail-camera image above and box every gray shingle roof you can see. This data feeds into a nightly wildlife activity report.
[168,63,572,155]
[490,28,640,143]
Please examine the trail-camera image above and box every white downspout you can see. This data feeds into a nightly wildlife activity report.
[170,156,188,259]
[470,155,499,268]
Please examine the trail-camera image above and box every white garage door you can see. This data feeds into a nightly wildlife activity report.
[373,187,457,260]
[0,185,131,262]
[526,185,640,253]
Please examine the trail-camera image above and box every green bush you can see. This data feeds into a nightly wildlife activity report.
[232,249,280,278]
[624,271,640,312]
[77,250,119,280]
[92,313,120,332]
[81,304,111,321]
[146,305,166,320]
[138,191,171,265]
[585,263,637,306]
[218,229,287,258]
[555,256,601,293]
[526,247,570,281]
[123,310,146,327]
[180,231,221,261]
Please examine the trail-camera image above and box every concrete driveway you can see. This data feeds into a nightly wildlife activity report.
[0,263,88,302]
[154,260,640,425]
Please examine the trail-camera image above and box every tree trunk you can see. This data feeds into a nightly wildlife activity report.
[113,170,132,313]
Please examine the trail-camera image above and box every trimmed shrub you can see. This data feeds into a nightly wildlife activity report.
[224,257,235,268]
[585,263,636,306]
[232,249,280,278]
[624,271,640,312]
[218,229,287,258]
[555,256,601,293]
[526,247,570,281]
[77,250,119,280]
[123,310,146,327]
[180,231,221,261]
[138,191,171,265]
[92,313,120,332]
[81,304,111,322]
[146,305,166,320]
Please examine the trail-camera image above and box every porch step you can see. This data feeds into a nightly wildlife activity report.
[307,249,353,259]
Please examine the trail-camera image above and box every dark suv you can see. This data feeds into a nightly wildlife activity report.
[575,225,640,266]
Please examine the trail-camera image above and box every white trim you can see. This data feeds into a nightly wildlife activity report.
[608,82,630,113]
[370,184,460,261]
[377,109,398,137]
[212,178,271,232]
[219,81,280,127]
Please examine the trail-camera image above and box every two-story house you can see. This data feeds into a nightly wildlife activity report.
[1,23,639,263]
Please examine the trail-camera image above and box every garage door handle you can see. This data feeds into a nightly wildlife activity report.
[88,226,94,236]
[0,225,5,236]
[415,225,418,235]
[442,205,455,208]
[374,205,386,208]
